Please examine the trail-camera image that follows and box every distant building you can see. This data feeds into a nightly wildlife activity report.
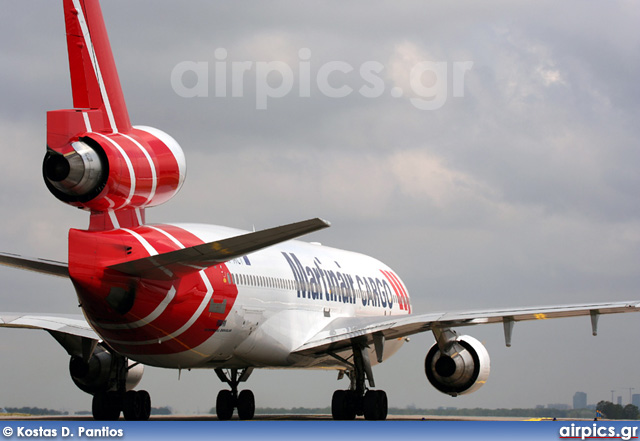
[548,403,570,410]
[573,392,587,409]
[633,394,640,409]
[618,396,623,406]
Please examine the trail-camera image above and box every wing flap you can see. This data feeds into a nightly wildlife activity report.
[108,217,330,280]
[293,301,640,357]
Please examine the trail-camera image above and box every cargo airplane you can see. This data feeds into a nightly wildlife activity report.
[1,0,639,421]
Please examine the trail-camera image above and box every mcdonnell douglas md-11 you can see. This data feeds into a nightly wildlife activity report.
[1,0,639,421]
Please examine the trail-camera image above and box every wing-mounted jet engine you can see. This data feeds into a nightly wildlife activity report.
[69,348,143,396]
[425,329,490,396]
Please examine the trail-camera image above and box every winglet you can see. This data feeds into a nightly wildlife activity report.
[108,218,331,280]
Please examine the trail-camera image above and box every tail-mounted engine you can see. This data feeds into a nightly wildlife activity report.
[44,123,186,212]
[44,0,186,225]
[424,334,490,396]
[69,346,144,395]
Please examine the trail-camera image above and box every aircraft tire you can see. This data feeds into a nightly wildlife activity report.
[92,391,121,421]
[331,390,356,420]
[344,390,357,420]
[331,390,346,419]
[123,390,151,421]
[216,390,235,420]
[138,390,152,420]
[363,390,388,421]
[237,390,255,420]
[123,390,142,420]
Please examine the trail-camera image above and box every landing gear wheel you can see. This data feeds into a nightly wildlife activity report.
[331,390,357,420]
[376,390,388,420]
[123,391,142,420]
[363,390,388,421]
[331,390,346,420]
[237,390,255,420]
[92,391,121,421]
[345,390,358,419]
[216,390,235,420]
[138,390,152,421]
[123,390,152,421]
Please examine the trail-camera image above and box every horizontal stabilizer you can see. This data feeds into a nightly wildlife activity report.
[108,218,331,280]
[0,252,69,278]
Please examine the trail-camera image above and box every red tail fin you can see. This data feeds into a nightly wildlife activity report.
[63,0,131,132]
[44,0,186,231]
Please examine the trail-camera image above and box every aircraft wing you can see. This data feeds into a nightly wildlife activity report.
[293,301,640,358]
[0,313,98,340]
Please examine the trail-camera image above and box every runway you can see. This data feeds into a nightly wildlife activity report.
[0,414,566,421]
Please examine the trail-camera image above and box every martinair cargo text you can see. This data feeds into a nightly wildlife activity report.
[1,0,639,421]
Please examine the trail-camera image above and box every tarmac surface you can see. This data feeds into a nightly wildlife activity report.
[0,414,572,421]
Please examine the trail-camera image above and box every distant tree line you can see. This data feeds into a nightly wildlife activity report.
[2,407,69,416]
[2,406,172,416]
[391,407,597,419]
[209,406,332,415]
[208,407,610,419]
[5,404,636,419]
[596,401,640,420]
[81,407,173,416]
[150,406,173,415]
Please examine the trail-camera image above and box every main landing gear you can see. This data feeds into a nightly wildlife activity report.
[330,339,388,420]
[92,389,151,421]
[89,356,151,421]
[215,368,255,420]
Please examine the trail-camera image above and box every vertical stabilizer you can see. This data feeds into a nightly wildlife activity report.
[63,0,131,132]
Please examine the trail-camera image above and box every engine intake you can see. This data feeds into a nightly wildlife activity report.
[424,335,490,396]
[44,140,106,203]
[70,349,144,395]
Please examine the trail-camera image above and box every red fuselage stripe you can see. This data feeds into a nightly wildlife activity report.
[387,270,411,313]
[380,270,405,311]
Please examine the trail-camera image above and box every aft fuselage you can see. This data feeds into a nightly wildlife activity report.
[69,223,411,369]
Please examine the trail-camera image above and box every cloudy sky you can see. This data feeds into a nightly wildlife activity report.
[1,0,639,414]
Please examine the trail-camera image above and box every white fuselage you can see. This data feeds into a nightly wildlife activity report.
[124,223,411,370]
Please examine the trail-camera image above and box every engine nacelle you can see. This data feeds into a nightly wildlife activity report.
[44,125,186,211]
[424,335,490,396]
[69,350,144,395]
